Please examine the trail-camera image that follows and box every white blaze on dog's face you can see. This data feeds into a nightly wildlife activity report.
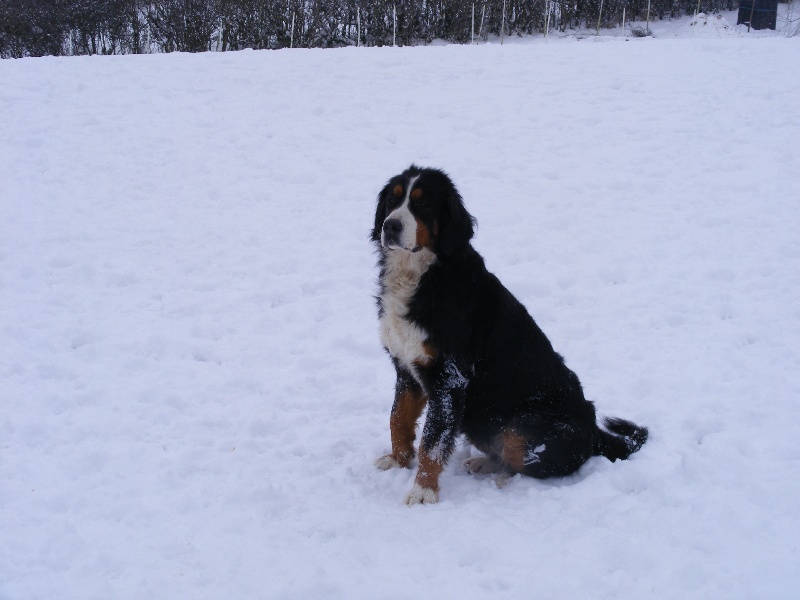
[381,175,422,252]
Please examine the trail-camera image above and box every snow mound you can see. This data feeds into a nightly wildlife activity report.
[686,12,738,36]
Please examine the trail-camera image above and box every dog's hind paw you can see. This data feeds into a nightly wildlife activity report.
[375,453,409,470]
[494,472,515,489]
[463,456,503,474]
[404,484,439,506]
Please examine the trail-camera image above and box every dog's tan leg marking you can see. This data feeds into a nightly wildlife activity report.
[500,429,528,473]
[375,388,427,470]
[405,446,443,505]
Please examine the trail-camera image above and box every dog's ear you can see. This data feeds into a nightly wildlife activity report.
[372,182,391,243]
[438,176,476,257]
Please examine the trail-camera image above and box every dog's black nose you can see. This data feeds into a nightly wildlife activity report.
[382,218,403,248]
[383,218,402,235]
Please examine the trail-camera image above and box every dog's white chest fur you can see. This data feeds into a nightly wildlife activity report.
[379,249,437,372]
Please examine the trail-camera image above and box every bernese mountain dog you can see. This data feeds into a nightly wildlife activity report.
[372,165,648,505]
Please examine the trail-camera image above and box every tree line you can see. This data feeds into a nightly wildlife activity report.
[1,0,738,58]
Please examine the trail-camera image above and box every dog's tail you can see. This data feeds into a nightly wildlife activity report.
[594,417,648,461]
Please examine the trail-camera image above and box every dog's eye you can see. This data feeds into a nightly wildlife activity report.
[410,188,428,208]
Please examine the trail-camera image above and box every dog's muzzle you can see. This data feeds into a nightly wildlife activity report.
[382,215,421,252]
[382,218,403,249]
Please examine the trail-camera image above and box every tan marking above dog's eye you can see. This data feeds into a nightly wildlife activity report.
[393,185,403,197]
[411,188,423,200]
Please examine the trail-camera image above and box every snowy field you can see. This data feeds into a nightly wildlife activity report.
[2,27,800,600]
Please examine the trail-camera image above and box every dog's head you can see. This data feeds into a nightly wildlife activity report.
[372,166,476,257]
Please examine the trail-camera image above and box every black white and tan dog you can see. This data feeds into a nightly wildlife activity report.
[372,165,648,505]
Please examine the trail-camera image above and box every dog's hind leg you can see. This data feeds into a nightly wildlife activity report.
[497,418,595,479]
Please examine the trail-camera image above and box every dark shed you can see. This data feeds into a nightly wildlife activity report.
[737,0,779,30]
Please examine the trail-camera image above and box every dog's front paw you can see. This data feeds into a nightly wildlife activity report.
[375,453,410,470]
[404,483,439,506]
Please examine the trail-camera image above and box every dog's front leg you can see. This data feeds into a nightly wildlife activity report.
[376,366,427,470]
[405,359,468,506]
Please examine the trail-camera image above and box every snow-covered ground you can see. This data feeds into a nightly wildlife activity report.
[2,28,799,600]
